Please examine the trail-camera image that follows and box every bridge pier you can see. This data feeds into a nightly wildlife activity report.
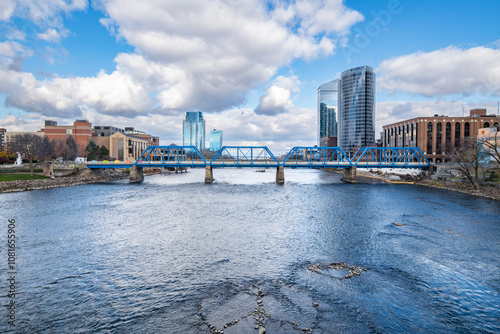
[129,165,144,183]
[205,166,214,183]
[342,167,357,183]
[276,166,285,184]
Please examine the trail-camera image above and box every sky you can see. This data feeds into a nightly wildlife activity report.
[1,0,500,154]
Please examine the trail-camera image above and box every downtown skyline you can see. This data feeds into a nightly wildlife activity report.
[1,0,500,154]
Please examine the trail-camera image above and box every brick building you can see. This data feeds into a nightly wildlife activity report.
[41,120,93,151]
[382,109,500,162]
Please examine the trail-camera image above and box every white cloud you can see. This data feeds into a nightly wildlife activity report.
[0,0,363,118]
[0,67,153,118]
[255,86,293,115]
[37,28,70,43]
[0,41,26,57]
[0,0,16,21]
[255,75,301,115]
[7,29,26,41]
[93,0,361,113]
[295,0,364,36]
[0,114,44,132]
[6,0,87,27]
[377,46,500,97]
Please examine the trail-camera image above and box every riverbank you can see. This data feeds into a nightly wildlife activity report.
[0,170,129,194]
[355,169,500,201]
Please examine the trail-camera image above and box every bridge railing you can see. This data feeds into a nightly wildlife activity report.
[352,147,430,168]
[135,146,208,167]
[282,147,352,168]
[209,146,281,167]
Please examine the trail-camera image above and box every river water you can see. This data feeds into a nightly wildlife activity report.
[1,168,499,333]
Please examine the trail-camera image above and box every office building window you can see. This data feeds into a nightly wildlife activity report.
[427,122,433,153]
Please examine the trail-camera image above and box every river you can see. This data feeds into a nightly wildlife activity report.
[1,168,499,333]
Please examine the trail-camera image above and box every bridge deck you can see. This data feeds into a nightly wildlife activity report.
[87,146,430,169]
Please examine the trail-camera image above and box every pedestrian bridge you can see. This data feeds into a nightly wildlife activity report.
[87,146,430,184]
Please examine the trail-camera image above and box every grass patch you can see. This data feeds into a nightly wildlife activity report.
[0,168,69,173]
[0,174,51,182]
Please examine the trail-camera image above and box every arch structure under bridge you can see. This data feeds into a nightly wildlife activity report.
[87,146,430,184]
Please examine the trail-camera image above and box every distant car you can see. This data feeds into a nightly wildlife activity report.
[114,160,120,163]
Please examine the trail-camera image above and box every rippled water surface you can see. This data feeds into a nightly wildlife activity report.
[1,168,499,333]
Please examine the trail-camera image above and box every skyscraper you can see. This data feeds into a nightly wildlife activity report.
[317,79,339,146]
[338,66,375,156]
[183,112,205,150]
[209,129,223,152]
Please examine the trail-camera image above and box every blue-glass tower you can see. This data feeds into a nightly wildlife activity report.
[209,129,223,152]
[317,79,339,145]
[338,66,375,156]
[183,112,205,150]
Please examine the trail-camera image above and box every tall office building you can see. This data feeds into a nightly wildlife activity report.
[183,112,206,150]
[338,66,375,156]
[209,129,223,152]
[317,79,339,145]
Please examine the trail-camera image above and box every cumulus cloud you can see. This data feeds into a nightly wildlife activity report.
[377,46,500,97]
[294,0,364,36]
[93,0,362,113]
[255,75,300,115]
[37,28,70,43]
[0,0,363,118]
[0,67,153,118]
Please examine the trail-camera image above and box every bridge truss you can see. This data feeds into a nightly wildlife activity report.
[352,147,430,168]
[88,146,430,169]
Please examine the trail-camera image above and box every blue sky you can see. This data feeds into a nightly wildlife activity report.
[1,0,499,152]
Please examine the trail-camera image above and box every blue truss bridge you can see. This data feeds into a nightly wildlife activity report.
[87,146,430,184]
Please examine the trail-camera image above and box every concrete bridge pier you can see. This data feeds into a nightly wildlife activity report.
[342,167,357,183]
[129,165,144,183]
[205,166,214,183]
[276,166,285,184]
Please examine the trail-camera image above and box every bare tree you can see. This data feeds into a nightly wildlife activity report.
[64,135,78,160]
[8,134,54,176]
[448,138,482,190]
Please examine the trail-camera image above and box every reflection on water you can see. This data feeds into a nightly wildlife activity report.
[1,168,499,333]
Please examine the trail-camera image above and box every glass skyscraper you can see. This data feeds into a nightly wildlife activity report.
[317,79,339,145]
[183,111,205,150]
[209,129,223,152]
[338,66,375,156]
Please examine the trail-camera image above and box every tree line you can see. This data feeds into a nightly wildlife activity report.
[1,134,110,176]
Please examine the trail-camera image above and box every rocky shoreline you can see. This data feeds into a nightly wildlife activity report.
[416,180,500,201]
[0,171,129,194]
[355,170,500,201]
